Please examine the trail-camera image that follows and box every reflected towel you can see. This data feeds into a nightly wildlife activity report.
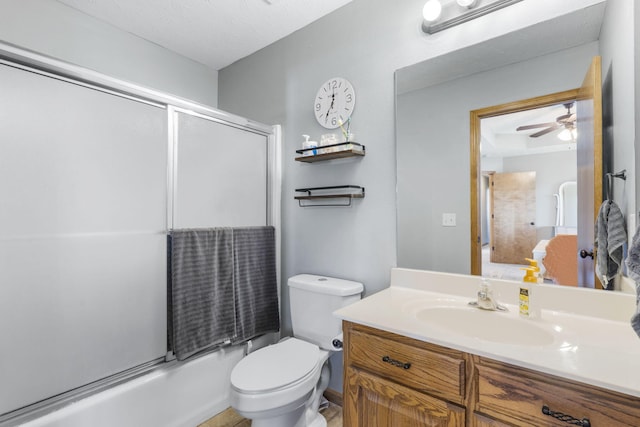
[595,201,626,290]
[625,225,640,338]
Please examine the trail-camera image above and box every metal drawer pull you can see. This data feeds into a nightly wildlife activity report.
[381,355,411,370]
[542,405,591,426]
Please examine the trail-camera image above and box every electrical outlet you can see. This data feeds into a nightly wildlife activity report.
[442,213,456,227]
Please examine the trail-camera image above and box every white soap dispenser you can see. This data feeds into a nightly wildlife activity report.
[301,134,317,156]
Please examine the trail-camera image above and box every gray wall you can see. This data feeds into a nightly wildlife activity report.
[396,42,598,273]
[218,0,611,391]
[600,0,637,234]
[0,0,218,106]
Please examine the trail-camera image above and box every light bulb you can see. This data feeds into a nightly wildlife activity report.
[457,0,477,8]
[558,128,573,141]
[423,0,442,22]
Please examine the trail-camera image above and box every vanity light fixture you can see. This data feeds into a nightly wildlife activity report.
[456,0,478,8]
[422,0,443,22]
[422,0,524,35]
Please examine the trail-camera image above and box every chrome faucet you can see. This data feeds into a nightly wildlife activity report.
[469,279,507,311]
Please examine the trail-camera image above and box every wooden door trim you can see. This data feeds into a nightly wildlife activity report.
[577,56,603,289]
[469,89,580,276]
[586,58,603,230]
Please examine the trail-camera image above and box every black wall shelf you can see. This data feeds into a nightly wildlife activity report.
[295,185,365,207]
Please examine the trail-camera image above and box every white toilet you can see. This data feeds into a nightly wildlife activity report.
[230,274,363,427]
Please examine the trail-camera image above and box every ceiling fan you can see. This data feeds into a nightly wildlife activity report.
[516,102,576,138]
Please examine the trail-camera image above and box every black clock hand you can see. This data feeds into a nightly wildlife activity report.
[325,92,336,123]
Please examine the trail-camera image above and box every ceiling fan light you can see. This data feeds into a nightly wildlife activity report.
[558,128,573,141]
[423,0,442,22]
[571,128,577,139]
[456,0,477,8]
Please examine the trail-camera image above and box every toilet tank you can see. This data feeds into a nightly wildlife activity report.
[288,274,363,350]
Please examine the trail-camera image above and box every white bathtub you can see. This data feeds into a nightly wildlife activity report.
[20,346,245,427]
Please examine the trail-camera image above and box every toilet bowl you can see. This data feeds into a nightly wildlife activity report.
[229,274,363,427]
[230,338,330,427]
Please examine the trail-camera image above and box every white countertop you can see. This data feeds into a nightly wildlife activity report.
[334,268,640,398]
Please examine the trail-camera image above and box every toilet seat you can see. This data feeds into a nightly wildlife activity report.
[231,338,321,394]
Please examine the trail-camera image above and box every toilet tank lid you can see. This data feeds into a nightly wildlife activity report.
[288,274,363,296]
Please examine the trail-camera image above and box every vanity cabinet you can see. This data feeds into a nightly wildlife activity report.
[343,321,640,427]
[344,322,466,426]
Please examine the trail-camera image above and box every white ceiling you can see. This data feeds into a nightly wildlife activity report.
[481,103,576,158]
[55,0,352,70]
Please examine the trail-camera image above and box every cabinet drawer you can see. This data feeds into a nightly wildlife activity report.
[476,362,640,426]
[348,328,465,403]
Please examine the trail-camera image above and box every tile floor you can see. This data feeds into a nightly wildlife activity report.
[482,246,525,281]
[199,402,342,427]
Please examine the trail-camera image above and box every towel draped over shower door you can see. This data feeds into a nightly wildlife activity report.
[232,226,280,344]
[168,226,279,360]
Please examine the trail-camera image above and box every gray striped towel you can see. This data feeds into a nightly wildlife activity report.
[595,200,626,290]
[169,229,236,360]
[232,226,280,343]
[168,226,279,360]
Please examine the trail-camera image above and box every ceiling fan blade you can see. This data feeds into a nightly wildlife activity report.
[516,122,558,131]
[530,124,561,138]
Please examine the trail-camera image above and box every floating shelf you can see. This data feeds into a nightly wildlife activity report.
[295,142,365,163]
[295,185,365,207]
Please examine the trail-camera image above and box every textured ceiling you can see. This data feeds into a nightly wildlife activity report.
[55,0,352,70]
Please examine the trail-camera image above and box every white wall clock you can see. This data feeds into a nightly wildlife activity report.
[314,77,355,129]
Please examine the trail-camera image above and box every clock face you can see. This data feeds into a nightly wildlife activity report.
[314,77,355,129]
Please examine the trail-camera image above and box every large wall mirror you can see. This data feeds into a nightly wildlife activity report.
[396,2,636,291]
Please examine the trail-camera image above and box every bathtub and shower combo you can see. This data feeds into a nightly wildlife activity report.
[0,43,281,427]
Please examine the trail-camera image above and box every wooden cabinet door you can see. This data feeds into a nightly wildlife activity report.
[344,366,465,427]
[471,413,514,427]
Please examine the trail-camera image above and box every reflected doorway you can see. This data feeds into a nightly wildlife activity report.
[479,106,578,283]
[471,58,603,287]
[471,89,584,284]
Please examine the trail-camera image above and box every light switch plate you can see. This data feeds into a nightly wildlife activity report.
[442,213,456,227]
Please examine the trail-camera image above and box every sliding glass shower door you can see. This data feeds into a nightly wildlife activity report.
[0,63,168,415]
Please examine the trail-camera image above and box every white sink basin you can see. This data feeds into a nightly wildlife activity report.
[412,305,555,346]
